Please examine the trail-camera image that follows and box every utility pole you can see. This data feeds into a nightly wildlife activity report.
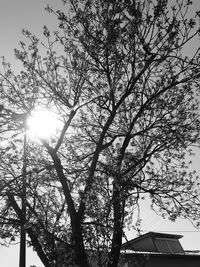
[19,133,27,267]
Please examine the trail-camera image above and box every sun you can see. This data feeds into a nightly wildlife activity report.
[27,109,61,139]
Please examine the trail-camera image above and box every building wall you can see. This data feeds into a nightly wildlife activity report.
[120,254,200,267]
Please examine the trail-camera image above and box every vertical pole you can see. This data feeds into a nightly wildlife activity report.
[19,133,27,267]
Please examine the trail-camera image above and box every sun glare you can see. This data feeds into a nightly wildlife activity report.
[27,109,61,139]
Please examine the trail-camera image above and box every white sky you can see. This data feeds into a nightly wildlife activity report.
[0,0,200,266]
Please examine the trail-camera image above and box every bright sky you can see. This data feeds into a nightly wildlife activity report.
[1,1,200,266]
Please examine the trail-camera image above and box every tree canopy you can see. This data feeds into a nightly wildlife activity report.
[1,0,200,266]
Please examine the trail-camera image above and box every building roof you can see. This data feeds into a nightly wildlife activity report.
[121,232,184,254]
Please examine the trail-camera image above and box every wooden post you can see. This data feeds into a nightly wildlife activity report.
[19,133,27,267]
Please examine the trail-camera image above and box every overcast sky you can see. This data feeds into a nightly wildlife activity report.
[1,1,200,266]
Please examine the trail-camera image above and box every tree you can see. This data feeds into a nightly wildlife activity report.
[1,0,200,266]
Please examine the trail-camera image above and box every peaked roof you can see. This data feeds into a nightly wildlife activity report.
[121,231,183,251]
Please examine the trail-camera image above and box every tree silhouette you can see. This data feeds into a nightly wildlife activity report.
[1,0,200,266]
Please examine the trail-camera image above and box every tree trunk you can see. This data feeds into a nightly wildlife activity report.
[71,215,89,267]
[49,151,89,266]
[107,187,124,267]
[108,224,123,267]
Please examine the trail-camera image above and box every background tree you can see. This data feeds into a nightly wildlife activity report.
[1,0,200,266]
